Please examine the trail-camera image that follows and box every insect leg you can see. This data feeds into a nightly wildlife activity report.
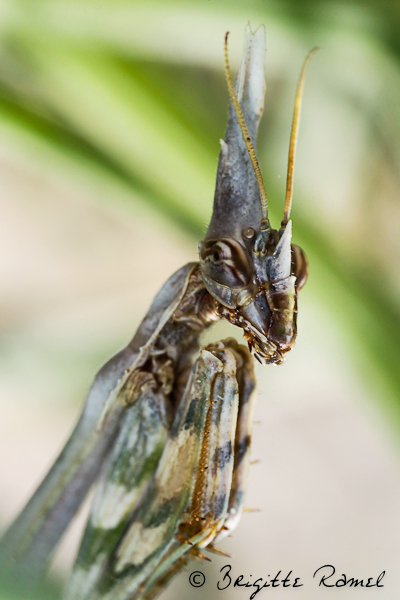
[81,344,236,600]
[135,341,256,600]
[213,338,256,540]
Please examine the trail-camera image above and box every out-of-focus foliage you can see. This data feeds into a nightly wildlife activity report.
[1,1,400,597]
[0,573,59,600]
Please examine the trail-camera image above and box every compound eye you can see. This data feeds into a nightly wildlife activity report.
[199,239,252,289]
[291,244,308,291]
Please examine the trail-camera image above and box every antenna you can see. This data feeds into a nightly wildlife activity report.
[282,47,319,225]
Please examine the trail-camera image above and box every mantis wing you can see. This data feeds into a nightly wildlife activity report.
[0,262,204,583]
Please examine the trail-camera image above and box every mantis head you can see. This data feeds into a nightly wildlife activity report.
[199,26,315,364]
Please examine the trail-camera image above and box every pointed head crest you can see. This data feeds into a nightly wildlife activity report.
[199,26,315,364]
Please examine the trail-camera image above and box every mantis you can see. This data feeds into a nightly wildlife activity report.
[0,24,314,600]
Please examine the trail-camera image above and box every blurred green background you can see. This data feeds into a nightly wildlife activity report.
[1,1,400,599]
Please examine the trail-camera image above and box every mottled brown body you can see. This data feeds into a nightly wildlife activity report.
[0,23,313,600]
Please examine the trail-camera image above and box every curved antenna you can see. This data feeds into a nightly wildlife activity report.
[224,32,269,222]
[282,47,319,225]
